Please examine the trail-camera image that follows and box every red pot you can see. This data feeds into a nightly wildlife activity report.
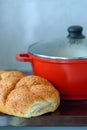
[16,26,87,100]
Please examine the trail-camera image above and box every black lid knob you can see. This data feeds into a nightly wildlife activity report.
[67,25,85,39]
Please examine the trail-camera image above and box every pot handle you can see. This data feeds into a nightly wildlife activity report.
[16,53,32,62]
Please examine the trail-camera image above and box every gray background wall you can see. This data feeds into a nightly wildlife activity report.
[0,0,87,71]
[0,0,87,129]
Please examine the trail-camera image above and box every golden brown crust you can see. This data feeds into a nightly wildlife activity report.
[0,71,26,113]
[0,71,26,80]
[0,78,19,104]
[15,75,52,89]
[0,71,5,75]
[30,84,59,106]
[0,71,60,118]
[0,71,5,80]
[5,86,44,115]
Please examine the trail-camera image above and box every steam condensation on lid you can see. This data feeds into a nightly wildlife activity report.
[54,40,87,58]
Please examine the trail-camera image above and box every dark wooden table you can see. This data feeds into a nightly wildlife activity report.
[0,100,87,126]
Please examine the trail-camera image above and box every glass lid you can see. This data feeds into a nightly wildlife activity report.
[28,26,87,60]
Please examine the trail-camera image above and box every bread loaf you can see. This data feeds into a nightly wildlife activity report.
[0,71,60,118]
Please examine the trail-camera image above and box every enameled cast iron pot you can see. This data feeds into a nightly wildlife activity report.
[16,26,87,100]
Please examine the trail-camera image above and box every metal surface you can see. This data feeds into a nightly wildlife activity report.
[0,71,87,126]
[0,100,87,126]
